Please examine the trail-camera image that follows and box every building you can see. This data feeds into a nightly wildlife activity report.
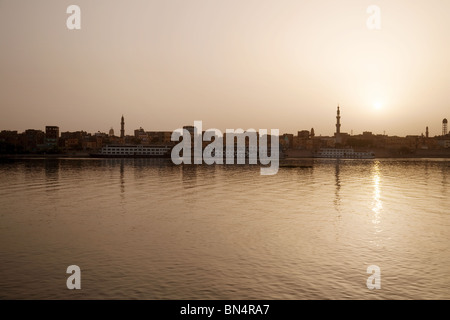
[147,131,173,144]
[82,135,98,150]
[183,125,195,136]
[23,129,45,152]
[336,105,341,135]
[60,131,88,150]
[45,126,59,148]
[280,133,294,149]
[335,105,343,144]
[298,130,310,139]
[120,115,125,138]
[0,130,20,153]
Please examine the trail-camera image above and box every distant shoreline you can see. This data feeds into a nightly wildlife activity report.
[1,153,450,160]
[0,153,91,159]
[284,148,450,159]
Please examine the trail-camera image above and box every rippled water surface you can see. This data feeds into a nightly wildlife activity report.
[0,158,449,299]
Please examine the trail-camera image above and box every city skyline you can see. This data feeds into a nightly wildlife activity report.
[3,109,450,157]
[1,108,448,139]
[2,1,450,135]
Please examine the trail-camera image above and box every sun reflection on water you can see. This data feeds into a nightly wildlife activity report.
[372,161,383,226]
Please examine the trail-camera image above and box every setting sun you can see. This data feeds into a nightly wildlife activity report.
[373,101,383,110]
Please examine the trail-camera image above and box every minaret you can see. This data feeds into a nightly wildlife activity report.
[426,126,429,138]
[336,105,341,135]
[443,119,448,136]
[120,115,125,138]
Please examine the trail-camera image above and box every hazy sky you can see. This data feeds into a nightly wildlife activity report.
[1,0,449,136]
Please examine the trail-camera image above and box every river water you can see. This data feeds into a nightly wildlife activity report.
[0,158,449,299]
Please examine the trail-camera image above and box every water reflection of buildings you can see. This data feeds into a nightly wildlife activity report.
[332,160,343,242]
[101,158,126,197]
[334,160,341,212]
[442,162,448,196]
[120,160,125,195]
[181,164,198,188]
[44,159,60,192]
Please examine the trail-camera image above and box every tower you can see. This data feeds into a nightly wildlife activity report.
[443,119,448,136]
[120,115,125,138]
[336,105,341,135]
[426,126,429,138]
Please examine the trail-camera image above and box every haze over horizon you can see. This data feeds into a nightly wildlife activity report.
[1,0,449,136]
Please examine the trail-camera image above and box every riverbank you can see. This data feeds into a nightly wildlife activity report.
[0,152,91,159]
[2,148,450,159]
[284,148,450,158]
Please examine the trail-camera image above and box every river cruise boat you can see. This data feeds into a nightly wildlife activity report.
[314,148,375,159]
[90,145,172,158]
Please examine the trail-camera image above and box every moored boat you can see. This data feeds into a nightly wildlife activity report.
[90,144,172,158]
[313,148,375,159]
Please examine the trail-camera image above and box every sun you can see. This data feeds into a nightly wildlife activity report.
[373,101,382,110]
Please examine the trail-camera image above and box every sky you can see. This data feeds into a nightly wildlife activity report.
[1,0,450,136]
